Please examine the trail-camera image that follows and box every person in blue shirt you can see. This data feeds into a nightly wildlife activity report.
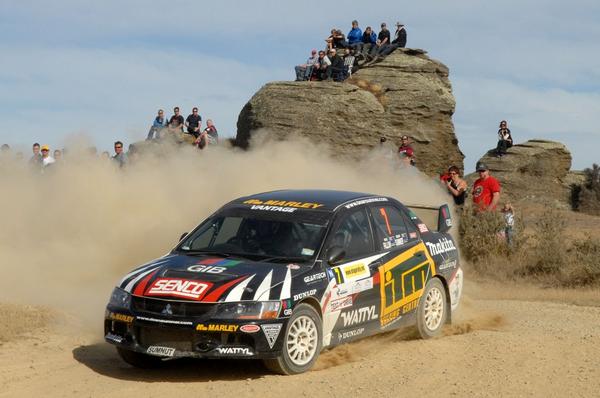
[347,20,363,50]
[357,26,377,57]
[147,109,168,140]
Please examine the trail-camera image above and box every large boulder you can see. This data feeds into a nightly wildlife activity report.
[235,48,464,176]
[471,139,573,207]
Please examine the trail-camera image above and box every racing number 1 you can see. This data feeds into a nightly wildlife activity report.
[332,267,344,284]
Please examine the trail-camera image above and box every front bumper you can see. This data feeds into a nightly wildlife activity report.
[104,305,286,360]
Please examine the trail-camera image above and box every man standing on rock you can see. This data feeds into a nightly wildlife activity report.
[472,162,501,211]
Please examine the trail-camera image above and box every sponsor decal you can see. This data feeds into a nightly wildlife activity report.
[146,278,212,300]
[251,205,297,213]
[417,223,429,233]
[215,346,253,356]
[287,263,301,270]
[301,248,314,256]
[338,327,365,342]
[137,316,193,326]
[401,299,419,314]
[304,272,327,283]
[243,199,324,210]
[161,304,173,316]
[196,324,239,333]
[379,243,435,327]
[409,232,418,239]
[147,346,175,357]
[261,324,283,349]
[187,265,228,273]
[293,289,317,301]
[383,234,406,250]
[283,309,292,316]
[344,197,388,209]
[340,306,378,327]
[408,210,418,220]
[330,296,353,311]
[439,259,458,271]
[108,312,134,323]
[342,263,368,280]
[240,324,261,333]
[445,218,453,227]
[425,237,457,256]
[337,277,374,297]
[105,333,123,343]
[280,298,293,316]
[449,268,463,310]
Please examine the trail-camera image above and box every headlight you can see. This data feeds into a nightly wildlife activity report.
[108,287,131,309]
[214,301,280,320]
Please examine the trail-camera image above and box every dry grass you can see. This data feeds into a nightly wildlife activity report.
[0,303,53,343]
[348,78,388,107]
[459,205,600,287]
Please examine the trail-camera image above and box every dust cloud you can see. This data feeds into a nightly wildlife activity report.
[0,134,449,332]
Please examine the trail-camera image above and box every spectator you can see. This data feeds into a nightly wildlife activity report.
[326,49,346,81]
[169,107,184,132]
[112,141,127,168]
[472,162,501,211]
[185,107,202,137]
[315,50,331,80]
[101,151,111,160]
[445,166,468,206]
[343,48,358,77]
[295,49,319,81]
[29,143,42,166]
[369,22,391,58]
[496,120,513,157]
[53,149,62,163]
[379,22,407,57]
[196,119,219,149]
[326,29,348,50]
[397,135,415,166]
[147,109,167,140]
[357,26,377,57]
[41,145,55,168]
[347,20,363,50]
[501,202,515,247]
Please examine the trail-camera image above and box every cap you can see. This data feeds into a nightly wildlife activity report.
[311,49,317,54]
[381,22,387,27]
[41,145,50,151]
[476,162,488,171]
[396,22,404,26]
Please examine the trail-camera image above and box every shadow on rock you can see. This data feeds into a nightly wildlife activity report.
[72,343,267,382]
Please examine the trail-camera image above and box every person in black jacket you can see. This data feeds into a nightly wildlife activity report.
[379,22,407,57]
[369,22,391,57]
[326,48,346,81]
[495,120,513,157]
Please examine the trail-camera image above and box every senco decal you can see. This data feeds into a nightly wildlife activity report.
[340,306,378,327]
[304,272,326,283]
[425,237,457,256]
[146,278,212,300]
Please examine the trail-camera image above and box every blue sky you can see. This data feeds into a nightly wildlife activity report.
[1,0,598,170]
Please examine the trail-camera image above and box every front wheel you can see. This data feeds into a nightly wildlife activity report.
[416,278,447,339]
[263,303,322,375]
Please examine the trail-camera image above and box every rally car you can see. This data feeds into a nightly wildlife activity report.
[105,190,463,374]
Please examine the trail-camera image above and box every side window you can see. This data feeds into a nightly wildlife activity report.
[371,205,417,250]
[329,208,374,261]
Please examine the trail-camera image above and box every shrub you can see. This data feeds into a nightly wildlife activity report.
[571,163,600,215]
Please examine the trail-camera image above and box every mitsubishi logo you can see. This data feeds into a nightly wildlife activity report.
[161,304,173,316]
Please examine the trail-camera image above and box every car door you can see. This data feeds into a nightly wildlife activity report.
[322,206,382,341]
[368,204,436,329]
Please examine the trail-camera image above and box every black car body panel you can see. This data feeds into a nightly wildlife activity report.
[105,190,463,360]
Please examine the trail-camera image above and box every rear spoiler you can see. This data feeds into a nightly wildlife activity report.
[405,203,452,233]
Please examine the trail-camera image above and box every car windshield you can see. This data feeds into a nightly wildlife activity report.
[176,208,329,262]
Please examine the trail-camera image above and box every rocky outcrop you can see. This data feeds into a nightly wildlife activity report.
[235,48,464,176]
[471,140,573,207]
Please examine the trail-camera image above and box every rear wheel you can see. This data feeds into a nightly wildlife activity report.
[416,278,447,339]
[116,347,165,368]
[263,303,322,375]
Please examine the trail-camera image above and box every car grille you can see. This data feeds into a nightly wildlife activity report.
[132,296,216,318]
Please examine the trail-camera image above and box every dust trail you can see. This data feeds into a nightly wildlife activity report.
[0,134,449,333]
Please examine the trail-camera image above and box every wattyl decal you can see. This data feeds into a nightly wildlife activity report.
[425,237,457,256]
[215,346,253,356]
[261,324,283,349]
[146,278,212,300]
[340,306,378,327]
[147,346,175,357]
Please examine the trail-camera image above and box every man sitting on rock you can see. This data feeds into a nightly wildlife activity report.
[347,20,363,50]
[379,22,408,57]
[343,48,358,77]
[169,107,184,132]
[326,49,346,82]
[326,29,348,50]
[495,120,513,157]
[357,26,377,58]
[195,119,218,149]
[315,50,331,81]
[185,107,202,137]
[472,162,501,211]
[295,49,319,81]
[369,22,391,59]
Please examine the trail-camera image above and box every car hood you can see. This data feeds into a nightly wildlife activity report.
[118,254,313,303]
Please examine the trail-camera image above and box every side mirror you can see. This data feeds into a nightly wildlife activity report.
[326,246,346,265]
[179,232,188,242]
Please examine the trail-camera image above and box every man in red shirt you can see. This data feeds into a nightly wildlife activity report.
[472,162,501,211]
[398,135,415,166]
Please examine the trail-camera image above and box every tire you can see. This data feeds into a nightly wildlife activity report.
[416,278,447,339]
[116,347,165,368]
[263,303,322,375]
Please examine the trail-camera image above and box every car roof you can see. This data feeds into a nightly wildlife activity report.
[232,189,386,212]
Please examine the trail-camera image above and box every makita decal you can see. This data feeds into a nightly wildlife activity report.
[425,237,457,256]
[340,306,378,327]
[146,278,212,300]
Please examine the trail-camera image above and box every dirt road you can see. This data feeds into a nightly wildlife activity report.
[1,281,599,398]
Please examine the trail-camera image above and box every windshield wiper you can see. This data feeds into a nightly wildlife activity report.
[253,256,309,263]
[178,249,232,258]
